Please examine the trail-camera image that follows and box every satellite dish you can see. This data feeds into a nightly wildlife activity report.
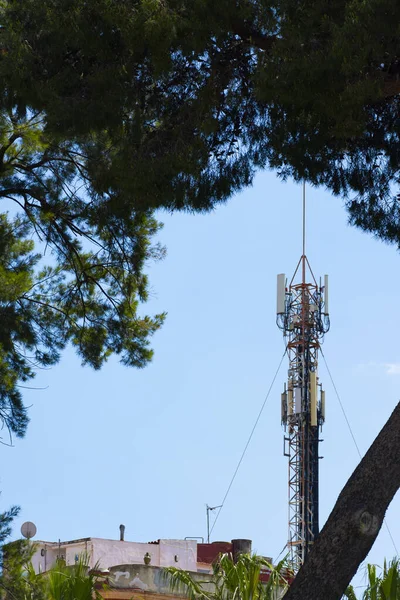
[21,521,37,539]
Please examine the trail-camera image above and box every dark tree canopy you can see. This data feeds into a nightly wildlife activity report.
[0,0,399,436]
[1,0,400,227]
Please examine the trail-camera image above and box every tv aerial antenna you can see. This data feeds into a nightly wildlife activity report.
[206,504,222,544]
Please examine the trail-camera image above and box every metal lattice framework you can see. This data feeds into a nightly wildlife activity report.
[277,255,330,572]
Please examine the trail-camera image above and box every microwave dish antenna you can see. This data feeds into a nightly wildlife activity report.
[21,521,37,539]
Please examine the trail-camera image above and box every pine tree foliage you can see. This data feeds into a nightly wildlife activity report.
[0,506,19,548]
[0,106,166,438]
[1,0,400,241]
[0,0,399,435]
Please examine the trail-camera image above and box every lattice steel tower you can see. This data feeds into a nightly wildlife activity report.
[276,189,330,572]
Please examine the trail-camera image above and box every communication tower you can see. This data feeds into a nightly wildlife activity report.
[276,188,330,572]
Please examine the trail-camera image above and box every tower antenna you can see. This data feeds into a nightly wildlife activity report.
[302,181,306,259]
[276,185,330,572]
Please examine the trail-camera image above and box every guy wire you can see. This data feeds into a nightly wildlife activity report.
[209,347,288,537]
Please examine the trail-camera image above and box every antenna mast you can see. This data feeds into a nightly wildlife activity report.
[206,504,222,544]
[276,185,330,572]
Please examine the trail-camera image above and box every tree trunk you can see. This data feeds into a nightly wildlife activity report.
[284,401,400,600]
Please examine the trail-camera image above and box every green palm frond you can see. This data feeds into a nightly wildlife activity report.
[343,558,400,600]
[46,554,106,600]
[163,567,211,600]
[164,553,286,600]
[262,557,289,599]
[344,585,358,600]
[379,559,400,600]
[366,564,380,600]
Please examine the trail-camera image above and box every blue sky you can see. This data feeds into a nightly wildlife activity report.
[2,170,400,589]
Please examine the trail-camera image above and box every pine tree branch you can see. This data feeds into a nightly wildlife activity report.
[383,75,400,98]
[232,22,276,51]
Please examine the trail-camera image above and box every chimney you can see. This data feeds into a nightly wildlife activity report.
[119,524,125,541]
[232,539,252,562]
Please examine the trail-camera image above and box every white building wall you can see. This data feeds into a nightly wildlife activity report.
[159,539,197,570]
[31,540,94,573]
[31,545,42,574]
[64,540,92,566]
[30,538,198,574]
[91,539,161,569]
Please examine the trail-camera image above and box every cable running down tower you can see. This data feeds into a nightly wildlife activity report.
[276,186,330,572]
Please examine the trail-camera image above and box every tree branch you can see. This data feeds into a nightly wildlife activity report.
[284,401,400,600]
[383,75,400,98]
[232,22,276,51]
